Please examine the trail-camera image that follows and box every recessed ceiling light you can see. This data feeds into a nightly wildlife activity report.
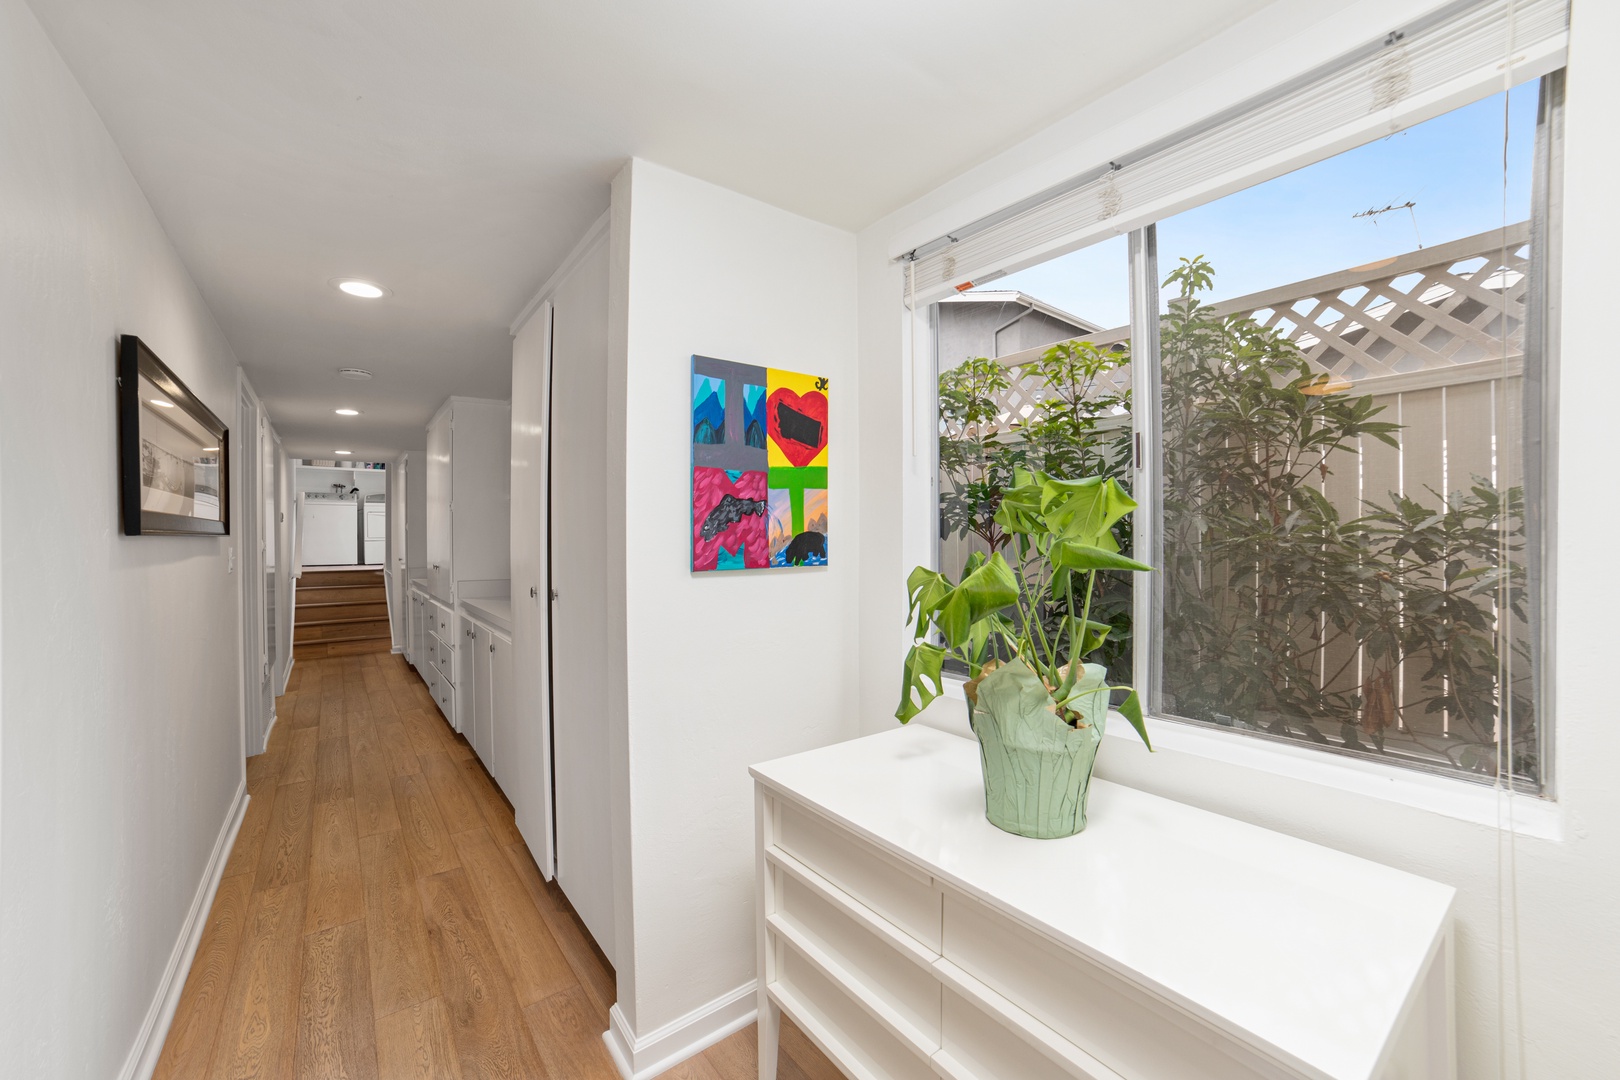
[338,368,372,381]
[335,408,360,416]
[334,450,352,455]
[337,280,385,299]
[149,398,174,408]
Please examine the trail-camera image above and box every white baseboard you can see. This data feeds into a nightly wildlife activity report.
[279,657,294,696]
[603,981,757,1080]
[116,779,249,1080]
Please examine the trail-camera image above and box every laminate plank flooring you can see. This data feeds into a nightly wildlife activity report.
[157,652,837,1080]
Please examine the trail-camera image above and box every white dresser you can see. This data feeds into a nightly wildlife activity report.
[752,725,1455,1080]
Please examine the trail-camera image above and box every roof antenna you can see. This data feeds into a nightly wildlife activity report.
[1353,200,1422,249]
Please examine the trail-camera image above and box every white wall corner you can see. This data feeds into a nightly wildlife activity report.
[116,779,249,1080]
[602,981,757,1080]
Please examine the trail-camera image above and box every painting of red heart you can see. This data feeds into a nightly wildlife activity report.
[691,355,827,572]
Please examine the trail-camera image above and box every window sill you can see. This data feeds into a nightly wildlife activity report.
[939,676,1562,841]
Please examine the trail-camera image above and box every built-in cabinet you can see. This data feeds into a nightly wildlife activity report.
[424,397,511,607]
[459,600,515,801]
[409,586,459,726]
[409,395,510,734]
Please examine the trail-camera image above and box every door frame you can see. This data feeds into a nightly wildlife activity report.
[236,373,270,757]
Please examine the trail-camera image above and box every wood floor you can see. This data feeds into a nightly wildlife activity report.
[155,650,840,1080]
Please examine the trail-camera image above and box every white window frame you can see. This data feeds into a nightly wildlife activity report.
[912,16,1566,838]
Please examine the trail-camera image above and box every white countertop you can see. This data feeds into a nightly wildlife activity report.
[409,580,452,607]
[751,724,1455,1080]
[461,596,511,634]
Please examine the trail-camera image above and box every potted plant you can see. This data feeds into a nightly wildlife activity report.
[896,469,1153,838]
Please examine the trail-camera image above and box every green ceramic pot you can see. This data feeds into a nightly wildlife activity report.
[968,659,1108,839]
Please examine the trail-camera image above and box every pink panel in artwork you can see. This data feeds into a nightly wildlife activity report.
[692,467,768,571]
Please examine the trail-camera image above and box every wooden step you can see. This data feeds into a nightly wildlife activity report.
[294,638,394,659]
[295,600,389,624]
[295,619,392,644]
[301,568,385,587]
[298,585,387,605]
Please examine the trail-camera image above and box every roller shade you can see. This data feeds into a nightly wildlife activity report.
[904,0,1569,304]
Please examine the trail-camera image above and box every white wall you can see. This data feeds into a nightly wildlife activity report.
[854,1,1620,1075]
[0,0,247,1076]
[296,464,384,498]
[606,159,860,1064]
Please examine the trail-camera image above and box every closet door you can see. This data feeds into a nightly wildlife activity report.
[547,233,616,964]
[509,305,552,868]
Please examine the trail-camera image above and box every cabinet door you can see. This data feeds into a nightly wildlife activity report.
[472,622,493,767]
[410,596,424,670]
[490,631,515,804]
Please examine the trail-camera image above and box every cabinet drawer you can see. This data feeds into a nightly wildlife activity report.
[941,892,1286,1080]
[432,674,454,720]
[775,801,941,954]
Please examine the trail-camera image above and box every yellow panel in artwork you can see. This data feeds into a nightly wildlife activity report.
[766,368,829,469]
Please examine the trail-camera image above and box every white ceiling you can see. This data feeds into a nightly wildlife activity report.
[29,0,1273,457]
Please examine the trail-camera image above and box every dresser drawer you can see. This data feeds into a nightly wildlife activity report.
[775,801,941,953]
[941,892,1288,1080]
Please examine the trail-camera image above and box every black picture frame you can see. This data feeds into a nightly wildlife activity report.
[117,334,230,536]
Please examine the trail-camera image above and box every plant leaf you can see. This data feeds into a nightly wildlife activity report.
[1052,542,1153,574]
[895,643,947,724]
[1115,689,1152,750]
[934,552,1020,648]
[904,566,952,640]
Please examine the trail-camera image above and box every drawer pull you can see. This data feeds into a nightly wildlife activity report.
[767,846,938,968]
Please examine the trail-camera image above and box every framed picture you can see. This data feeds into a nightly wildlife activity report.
[117,334,230,536]
[691,355,827,572]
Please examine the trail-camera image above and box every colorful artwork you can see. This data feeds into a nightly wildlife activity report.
[692,355,827,572]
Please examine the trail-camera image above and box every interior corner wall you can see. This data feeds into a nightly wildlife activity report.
[611,158,860,1046]
[0,0,246,1076]
[853,1,1620,1074]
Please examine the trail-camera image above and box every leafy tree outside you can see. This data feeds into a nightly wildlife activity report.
[936,257,1537,786]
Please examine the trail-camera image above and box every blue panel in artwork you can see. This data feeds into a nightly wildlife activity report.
[743,384,767,449]
[693,375,726,445]
[716,543,746,571]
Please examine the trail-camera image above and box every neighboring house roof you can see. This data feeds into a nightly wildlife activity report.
[938,290,1103,335]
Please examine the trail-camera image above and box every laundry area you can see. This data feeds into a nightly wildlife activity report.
[297,460,386,567]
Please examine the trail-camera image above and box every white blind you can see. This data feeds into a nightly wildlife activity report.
[906,0,1569,304]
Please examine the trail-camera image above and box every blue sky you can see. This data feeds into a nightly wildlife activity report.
[984,82,1541,330]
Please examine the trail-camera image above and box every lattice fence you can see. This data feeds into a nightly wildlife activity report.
[941,222,1529,438]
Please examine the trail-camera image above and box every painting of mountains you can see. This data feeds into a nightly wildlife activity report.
[743,383,767,448]
[692,375,726,444]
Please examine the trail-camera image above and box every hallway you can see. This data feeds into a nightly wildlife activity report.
[153,652,837,1080]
